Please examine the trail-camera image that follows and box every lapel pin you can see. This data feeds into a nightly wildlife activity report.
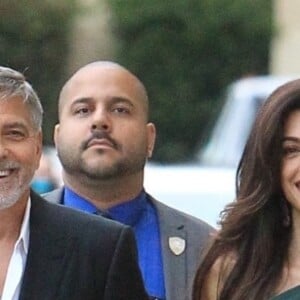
[169,236,186,256]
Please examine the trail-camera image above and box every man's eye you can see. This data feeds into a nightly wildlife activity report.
[112,107,130,114]
[7,130,25,140]
[74,107,90,115]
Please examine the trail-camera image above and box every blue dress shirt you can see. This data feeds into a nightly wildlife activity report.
[63,187,166,299]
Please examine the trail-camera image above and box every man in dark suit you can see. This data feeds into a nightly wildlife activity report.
[0,66,148,300]
[44,61,214,300]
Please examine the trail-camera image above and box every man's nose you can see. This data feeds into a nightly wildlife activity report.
[91,109,111,131]
[0,138,9,158]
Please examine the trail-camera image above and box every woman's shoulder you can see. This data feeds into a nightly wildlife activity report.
[201,252,237,300]
[212,252,237,281]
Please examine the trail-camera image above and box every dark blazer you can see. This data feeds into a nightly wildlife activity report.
[44,189,214,300]
[19,191,148,300]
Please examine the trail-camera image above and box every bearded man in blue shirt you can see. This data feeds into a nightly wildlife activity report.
[44,61,214,300]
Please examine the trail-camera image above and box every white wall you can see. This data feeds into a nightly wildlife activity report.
[271,0,300,75]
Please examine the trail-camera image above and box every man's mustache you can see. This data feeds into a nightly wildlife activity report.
[82,131,119,151]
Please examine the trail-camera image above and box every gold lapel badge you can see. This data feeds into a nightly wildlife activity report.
[169,236,186,256]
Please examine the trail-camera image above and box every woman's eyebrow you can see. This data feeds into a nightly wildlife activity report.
[282,136,300,143]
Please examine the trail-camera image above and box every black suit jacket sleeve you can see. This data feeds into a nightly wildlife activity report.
[104,227,149,300]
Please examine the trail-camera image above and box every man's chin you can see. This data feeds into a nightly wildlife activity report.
[0,196,20,210]
[84,170,119,181]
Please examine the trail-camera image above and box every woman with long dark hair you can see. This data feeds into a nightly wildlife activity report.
[193,79,300,300]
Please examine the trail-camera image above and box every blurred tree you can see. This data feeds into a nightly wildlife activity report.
[110,0,273,162]
[0,0,77,145]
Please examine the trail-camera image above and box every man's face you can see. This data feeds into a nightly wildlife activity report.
[0,96,42,209]
[55,65,156,181]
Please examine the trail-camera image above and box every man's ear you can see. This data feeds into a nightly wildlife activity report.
[146,123,156,158]
[53,123,60,147]
[37,131,43,153]
[35,131,43,170]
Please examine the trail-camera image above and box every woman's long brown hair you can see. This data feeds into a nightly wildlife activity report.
[193,79,300,300]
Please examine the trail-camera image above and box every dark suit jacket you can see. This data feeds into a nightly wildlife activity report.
[19,191,148,300]
[44,189,214,300]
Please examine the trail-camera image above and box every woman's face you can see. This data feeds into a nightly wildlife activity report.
[281,109,300,217]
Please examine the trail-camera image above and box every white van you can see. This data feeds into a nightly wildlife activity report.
[144,76,297,227]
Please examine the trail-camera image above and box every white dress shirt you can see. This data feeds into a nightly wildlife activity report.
[1,198,30,300]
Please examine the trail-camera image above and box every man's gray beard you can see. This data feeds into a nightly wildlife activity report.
[0,182,29,209]
[0,160,33,210]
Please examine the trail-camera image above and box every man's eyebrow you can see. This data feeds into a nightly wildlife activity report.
[109,96,134,107]
[71,97,93,105]
[3,121,27,129]
[70,96,134,107]
[2,122,31,134]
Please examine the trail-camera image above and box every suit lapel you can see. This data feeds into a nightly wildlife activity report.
[19,192,74,300]
[150,197,188,300]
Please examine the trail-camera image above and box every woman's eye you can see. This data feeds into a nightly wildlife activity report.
[283,146,300,156]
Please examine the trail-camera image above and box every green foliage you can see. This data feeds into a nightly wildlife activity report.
[0,0,77,144]
[110,0,273,162]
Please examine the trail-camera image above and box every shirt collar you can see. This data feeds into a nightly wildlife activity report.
[16,197,31,255]
[64,187,97,214]
[63,186,147,226]
[107,192,147,226]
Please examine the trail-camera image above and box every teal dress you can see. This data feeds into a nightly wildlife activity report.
[271,286,300,300]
